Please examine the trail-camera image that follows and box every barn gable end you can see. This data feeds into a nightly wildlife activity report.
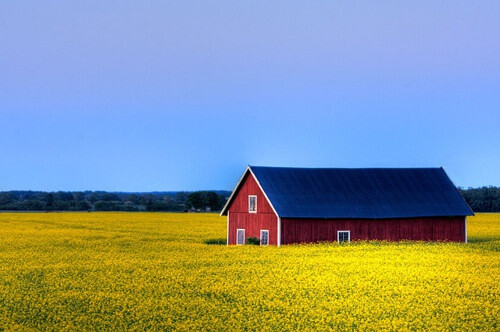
[224,169,279,245]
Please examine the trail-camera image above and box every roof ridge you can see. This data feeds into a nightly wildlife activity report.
[250,165,443,170]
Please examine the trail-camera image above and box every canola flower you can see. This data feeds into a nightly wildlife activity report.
[0,212,498,331]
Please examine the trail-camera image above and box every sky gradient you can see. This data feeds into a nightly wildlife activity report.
[1,1,499,191]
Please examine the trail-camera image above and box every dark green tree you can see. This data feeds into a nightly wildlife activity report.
[186,192,204,210]
[45,193,54,210]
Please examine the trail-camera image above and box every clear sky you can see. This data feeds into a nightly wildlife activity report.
[1,1,499,191]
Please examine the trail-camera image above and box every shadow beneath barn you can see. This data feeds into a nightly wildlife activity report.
[204,238,227,245]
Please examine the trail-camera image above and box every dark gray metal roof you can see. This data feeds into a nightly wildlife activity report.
[246,166,473,218]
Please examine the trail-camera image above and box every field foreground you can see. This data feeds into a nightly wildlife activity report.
[0,213,498,331]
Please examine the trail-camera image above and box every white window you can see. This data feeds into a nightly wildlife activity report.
[337,230,350,243]
[248,195,257,213]
[237,229,245,245]
[260,230,269,246]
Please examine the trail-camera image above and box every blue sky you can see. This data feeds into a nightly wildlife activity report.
[1,1,499,191]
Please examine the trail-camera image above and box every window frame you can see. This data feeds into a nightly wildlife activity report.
[236,228,245,245]
[248,195,257,213]
[260,229,269,246]
[337,230,350,243]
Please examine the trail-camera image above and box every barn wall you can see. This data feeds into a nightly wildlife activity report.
[281,217,466,244]
[227,173,278,245]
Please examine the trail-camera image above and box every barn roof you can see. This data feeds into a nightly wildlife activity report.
[221,166,474,219]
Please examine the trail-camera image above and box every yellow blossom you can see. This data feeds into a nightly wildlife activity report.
[0,212,498,330]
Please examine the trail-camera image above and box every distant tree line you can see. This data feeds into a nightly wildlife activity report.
[1,187,498,212]
[457,186,500,212]
[0,190,230,212]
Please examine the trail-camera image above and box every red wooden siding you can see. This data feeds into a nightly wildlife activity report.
[281,217,466,244]
[227,173,278,245]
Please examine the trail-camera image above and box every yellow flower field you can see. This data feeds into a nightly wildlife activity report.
[0,212,498,330]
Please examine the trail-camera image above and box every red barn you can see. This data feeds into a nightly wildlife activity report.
[220,166,474,246]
